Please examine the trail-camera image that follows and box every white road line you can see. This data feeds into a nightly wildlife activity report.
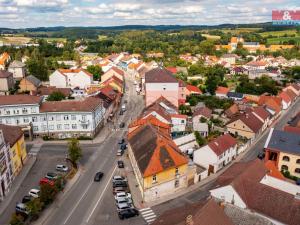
[140,207,151,212]
[85,165,118,223]
[142,211,155,216]
[144,215,156,220]
[147,218,156,223]
[63,181,93,224]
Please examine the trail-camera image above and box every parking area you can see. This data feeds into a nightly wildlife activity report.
[0,143,97,225]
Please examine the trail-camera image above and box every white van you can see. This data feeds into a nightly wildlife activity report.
[121,104,126,112]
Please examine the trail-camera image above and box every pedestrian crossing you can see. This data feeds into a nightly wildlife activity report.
[28,143,43,156]
[140,207,157,224]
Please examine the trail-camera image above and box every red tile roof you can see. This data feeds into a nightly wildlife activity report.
[285,89,297,101]
[58,68,92,77]
[208,134,237,156]
[178,79,186,87]
[278,91,291,104]
[145,68,178,83]
[0,70,13,78]
[0,95,42,105]
[37,86,72,97]
[246,60,267,67]
[0,124,23,147]
[264,160,285,180]
[186,84,202,94]
[252,106,270,121]
[128,124,188,177]
[109,66,125,76]
[216,86,230,95]
[170,114,187,119]
[166,67,177,74]
[40,97,102,112]
[225,104,239,118]
[193,106,212,119]
[258,96,282,114]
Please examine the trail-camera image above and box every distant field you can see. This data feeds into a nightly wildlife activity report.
[0,36,31,44]
[98,35,108,40]
[266,36,300,45]
[222,28,262,34]
[201,34,221,40]
[41,37,67,42]
[260,29,298,37]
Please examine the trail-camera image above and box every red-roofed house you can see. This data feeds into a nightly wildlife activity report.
[278,91,291,110]
[49,68,93,89]
[193,134,237,173]
[215,86,230,98]
[283,84,300,96]
[185,84,202,96]
[166,67,177,74]
[101,66,125,83]
[258,95,282,117]
[0,52,10,70]
[178,79,186,105]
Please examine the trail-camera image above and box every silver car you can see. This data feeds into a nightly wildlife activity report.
[116,202,133,211]
[115,197,132,205]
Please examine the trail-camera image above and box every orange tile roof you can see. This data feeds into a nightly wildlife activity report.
[0,52,10,65]
[186,84,202,94]
[216,86,229,95]
[231,37,238,43]
[170,114,187,119]
[108,66,125,76]
[278,91,291,104]
[258,96,282,114]
[264,160,285,180]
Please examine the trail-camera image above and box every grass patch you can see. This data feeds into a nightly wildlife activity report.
[98,35,108,40]
[260,29,298,37]
[222,28,262,34]
[266,36,300,45]
[201,34,221,40]
[42,37,67,43]
[0,36,32,44]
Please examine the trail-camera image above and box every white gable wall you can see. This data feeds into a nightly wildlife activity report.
[49,71,67,88]
[193,145,217,169]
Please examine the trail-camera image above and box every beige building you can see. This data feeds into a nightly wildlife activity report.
[8,60,26,80]
[19,75,41,93]
[101,67,124,83]
[0,70,14,95]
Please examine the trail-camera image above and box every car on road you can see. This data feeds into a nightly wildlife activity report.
[115,197,133,205]
[119,110,124,116]
[117,149,124,156]
[113,175,126,182]
[40,178,55,186]
[118,208,139,220]
[113,187,129,195]
[16,203,30,216]
[45,172,58,180]
[120,144,127,150]
[94,172,104,182]
[257,152,265,160]
[118,139,125,145]
[113,181,128,188]
[56,164,68,172]
[296,179,300,185]
[114,192,132,200]
[121,104,126,112]
[28,188,40,198]
[119,122,125,128]
[22,195,33,204]
[117,160,124,168]
[117,202,133,211]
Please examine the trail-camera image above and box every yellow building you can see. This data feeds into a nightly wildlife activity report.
[0,124,27,176]
[128,122,190,202]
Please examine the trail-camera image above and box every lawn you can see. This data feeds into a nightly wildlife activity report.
[0,36,32,44]
[260,29,298,37]
[42,37,67,43]
[266,36,300,45]
[201,34,221,40]
[98,35,108,40]
[222,28,262,34]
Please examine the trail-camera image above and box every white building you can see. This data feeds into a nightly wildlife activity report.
[49,69,93,89]
[0,95,105,139]
[0,130,13,200]
[8,60,26,80]
[193,134,237,173]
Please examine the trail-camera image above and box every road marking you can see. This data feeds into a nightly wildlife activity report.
[85,165,118,223]
[140,207,151,212]
[63,181,93,224]
[140,208,157,224]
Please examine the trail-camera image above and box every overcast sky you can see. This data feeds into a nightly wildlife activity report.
[0,0,299,28]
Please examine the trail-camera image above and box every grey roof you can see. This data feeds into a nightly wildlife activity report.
[0,70,13,78]
[9,60,25,68]
[25,75,41,87]
[266,129,300,155]
[227,92,244,99]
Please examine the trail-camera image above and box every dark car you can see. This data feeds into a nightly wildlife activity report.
[113,187,128,195]
[113,181,128,188]
[119,111,123,116]
[94,172,104,182]
[119,122,125,128]
[22,195,32,204]
[45,172,58,180]
[118,208,139,220]
[118,139,125,145]
[120,144,127,150]
[257,152,265,160]
[296,179,300,186]
[118,160,124,168]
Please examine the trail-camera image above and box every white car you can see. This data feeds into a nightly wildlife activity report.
[112,176,127,182]
[114,192,132,200]
[115,197,132,205]
[28,188,40,198]
[56,164,69,172]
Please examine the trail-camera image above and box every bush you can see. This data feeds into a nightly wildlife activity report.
[9,214,25,225]
[40,184,58,206]
[194,131,207,147]
[26,198,43,221]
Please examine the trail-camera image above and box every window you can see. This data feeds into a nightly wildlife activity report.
[57,124,62,130]
[82,115,87,121]
[64,124,70,130]
[49,116,54,121]
[56,115,61,121]
[23,118,29,123]
[295,168,300,174]
[175,180,179,188]
[181,120,185,124]
[42,125,47,131]
[152,175,157,183]
[40,116,46,121]
[71,115,76,120]
[22,108,28,114]
[14,110,19,115]
[6,110,10,115]
[82,125,88,129]
[49,125,54,130]
[31,108,36,113]
[64,115,69,120]
[296,159,300,164]
[163,88,166,91]
[72,124,77,129]
[32,117,38,122]
[281,165,288,171]
[33,126,38,131]
[282,156,290,162]
[175,167,179,175]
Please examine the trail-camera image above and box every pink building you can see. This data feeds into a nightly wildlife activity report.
[145,68,179,107]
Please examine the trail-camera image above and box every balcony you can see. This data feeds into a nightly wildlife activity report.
[79,120,90,125]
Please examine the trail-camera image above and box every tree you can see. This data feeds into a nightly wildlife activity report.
[68,138,82,167]
[47,91,66,101]
[40,184,58,206]
[26,58,48,81]
[87,65,103,81]
[194,131,207,147]
[26,198,43,220]
[9,214,24,225]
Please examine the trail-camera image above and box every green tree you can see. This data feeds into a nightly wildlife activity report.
[194,131,207,147]
[46,91,66,101]
[26,58,48,81]
[40,184,58,206]
[87,65,103,81]
[9,214,24,225]
[26,198,43,220]
[68,138,82,167]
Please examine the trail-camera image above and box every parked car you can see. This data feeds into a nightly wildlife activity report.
[257,152,265,160]
[94,172,104,182]
[118,208,139,220]
[28,188,40,198]
[296,179,300,186]
[118,139,125,145]
[115,197,133,205]
[56,164,68,172]
[113,181,128,188]
[113,187,129,195]
[121,104,126,112]
[112,176,126,182]
[119,122,125,128]
[120,144,127,150]
[117,202,133,211]
[40,178,55,186]
[118,160,124,168]
[119,111,124,116]
[21,195,32,204]
[16,203,30,216]
[114,192,132,200]
[45,172,58,180]
[117,149,124,156]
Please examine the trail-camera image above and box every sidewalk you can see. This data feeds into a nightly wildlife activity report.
[0,155,36,215]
